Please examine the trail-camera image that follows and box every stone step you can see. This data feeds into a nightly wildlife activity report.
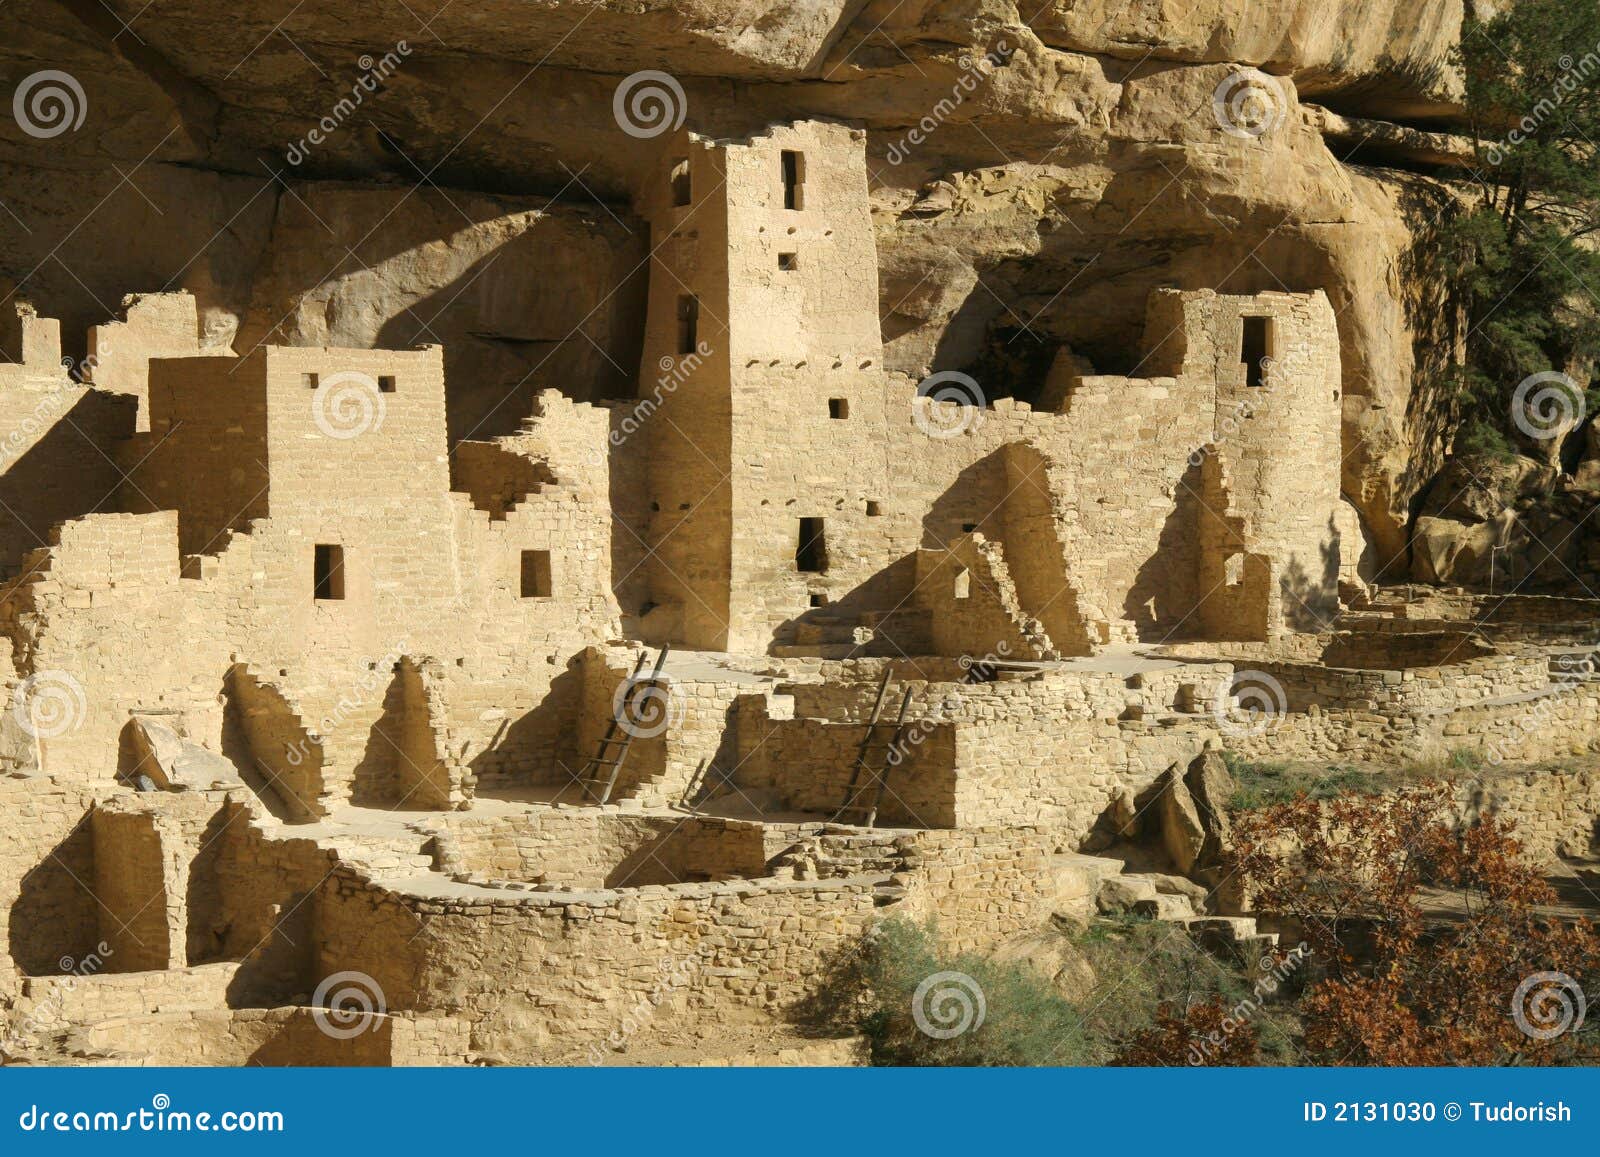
[1132,892,1195,920]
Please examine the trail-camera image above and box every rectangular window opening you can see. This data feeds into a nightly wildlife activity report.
[302,373,319,390]
[676,295,699,356]
[313,544,344,601]
[520,549,552,598]
[670,158,692,207]
[796,517,827,574]
[953,567,971,600]
[781,150,804,210]
[1241,316,1272,388]
[778,252,798,271]
[865,500,882,516]
[828,397,849,419]
[378,375,396,393]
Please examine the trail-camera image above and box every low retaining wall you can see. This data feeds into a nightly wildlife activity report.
[429,810,769,888]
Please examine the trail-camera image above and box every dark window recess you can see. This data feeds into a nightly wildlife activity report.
[809,593,827,608]
[778,252,798,271]
[378,375,396,393]
[865,500,882,516]
[829,398,849,419]
[1241,316,1271,388]
[781,150,803,210]
[796,517,827,574]
[676,295,699,356]
[303,373,319,390]
[313,544,345,601]
[962,522,977,533]
[670,158,692,206]
[520,550,552,598]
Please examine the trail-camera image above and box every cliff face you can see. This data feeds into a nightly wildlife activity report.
[0,0,1489,569]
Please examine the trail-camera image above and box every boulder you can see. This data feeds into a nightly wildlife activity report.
[1157,766,1207,876]
[1052,853,1126,921]
[990,929,1097,1003]
[1096,875,1158,914]
[1574,421,1600,492]
[1126,872,1211,910]
[1108,784,1140,839]
[124,718,244,792]
[1418,455,1556,524]
[1184,750,1236,867]
[1132,893,1195,921]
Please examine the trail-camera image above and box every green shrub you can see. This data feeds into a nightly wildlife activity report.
[852,918,1095,1066]
[1224,755,1373,810]
[830,917,1302,1066]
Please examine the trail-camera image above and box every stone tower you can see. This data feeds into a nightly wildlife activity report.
[634,120,883,651]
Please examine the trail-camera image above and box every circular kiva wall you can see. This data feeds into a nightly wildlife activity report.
[430,811,771,890]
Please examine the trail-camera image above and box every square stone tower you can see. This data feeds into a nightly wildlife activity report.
[634,121,883,651]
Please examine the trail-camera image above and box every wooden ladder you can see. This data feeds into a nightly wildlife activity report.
[831,670,914,828]
[579,646,670,805]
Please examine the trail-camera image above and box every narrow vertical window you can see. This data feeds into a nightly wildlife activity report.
[676,295,699,356]
[781,150,804,210]
[520,550,552,598]
[313,544,345,601]
[1241,316,1272,388]
[796,517,827,573]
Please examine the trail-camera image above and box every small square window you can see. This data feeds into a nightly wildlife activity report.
[828,398,849,420]
[778,252,798,271]
[378,375,396,393]
[809,593,827,608]
[670,158,691,207]
[520,550,552,598]
[303,373,319,390]
[313,544,344,601]
[865,500,882,516]
[961,522,977,533]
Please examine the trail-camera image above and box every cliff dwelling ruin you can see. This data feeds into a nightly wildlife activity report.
[2,53,1599,1066]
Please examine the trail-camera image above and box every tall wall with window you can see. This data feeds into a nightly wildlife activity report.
[632,122,1346,653]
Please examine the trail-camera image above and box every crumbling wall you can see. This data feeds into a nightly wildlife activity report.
[915,534,1053,660]
[85,292,230,432]
[0,304,136,577]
